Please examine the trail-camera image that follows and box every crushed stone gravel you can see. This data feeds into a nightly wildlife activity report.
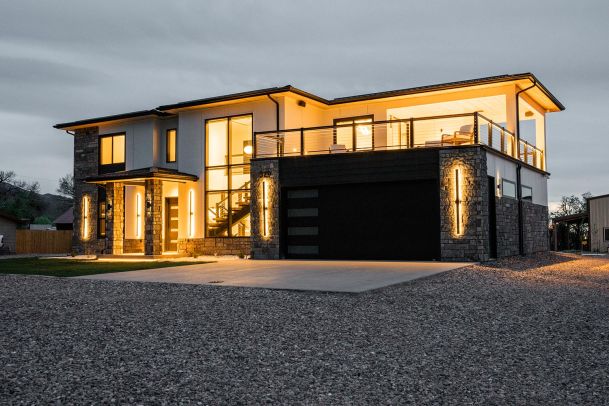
[1,252,608,404]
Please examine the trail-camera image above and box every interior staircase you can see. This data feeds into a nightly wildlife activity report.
[208,181,250,236]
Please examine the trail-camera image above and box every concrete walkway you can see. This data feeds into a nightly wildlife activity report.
[77,259,471,292]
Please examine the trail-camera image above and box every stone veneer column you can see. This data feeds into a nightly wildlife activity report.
[73,126,101,254]
[105,182,124,255]
[145,179,163,256]
[439,147,489,262]
[250,159,281,259]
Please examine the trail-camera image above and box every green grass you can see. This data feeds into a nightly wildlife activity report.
[0,258,213,277]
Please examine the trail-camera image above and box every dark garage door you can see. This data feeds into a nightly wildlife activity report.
[282,180,440,260]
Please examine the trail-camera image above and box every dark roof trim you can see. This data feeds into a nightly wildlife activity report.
[552,212,588,223]
[85,167,198,184]
[55,73,564,129]
[54,109,172,130]
[587,193,609,202]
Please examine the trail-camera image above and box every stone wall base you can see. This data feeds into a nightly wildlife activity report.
[73,238,105,255]
[123,239,144,254]
[523,201,549,254]
[177,238,251,257]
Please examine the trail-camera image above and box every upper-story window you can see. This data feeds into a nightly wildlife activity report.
[334,115,373,151]
[99,133,125,174]
[166,129,177,163]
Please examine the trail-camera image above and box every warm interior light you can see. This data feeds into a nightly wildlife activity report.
[455,168,463,236]
[261,180,269,237]
[357,125,371,136]
[243,144,253,155]
[82,194,89,240]
[136,193,142,238]
[188,189,195,238]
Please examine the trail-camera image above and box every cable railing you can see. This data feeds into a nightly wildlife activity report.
[254,112,545,170]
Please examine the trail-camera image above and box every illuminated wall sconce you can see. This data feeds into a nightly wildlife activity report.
[136,193,142,238]
[82,194,90,240]
[454,168,463,236]
[496,180,502,197]
[261,179,269,237]
[188,189,195,238]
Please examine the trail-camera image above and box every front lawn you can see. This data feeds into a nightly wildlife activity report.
[0,258,213,277]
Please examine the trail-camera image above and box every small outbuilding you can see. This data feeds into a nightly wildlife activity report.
[0,211,22,254]
[588,194,609,253]
[53,207,74,231]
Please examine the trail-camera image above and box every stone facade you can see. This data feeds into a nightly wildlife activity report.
[144,179,163,256]
[106,182,124,255]
[523,200,549,254]
[123,239,144,254]
[439,147,490,262]
[73,126,105,254]
[177,237,251,256]
[249,159,281,259]
[495,197,520,257]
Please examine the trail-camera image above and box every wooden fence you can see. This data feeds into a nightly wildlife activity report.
[16,230,72,254]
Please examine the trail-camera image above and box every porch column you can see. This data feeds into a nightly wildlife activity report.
[145,179,163,255]
[105,182,124,255]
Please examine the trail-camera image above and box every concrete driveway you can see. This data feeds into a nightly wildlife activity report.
[77,259,471,292]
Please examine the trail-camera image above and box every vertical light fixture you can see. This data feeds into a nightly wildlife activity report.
[261,180,269,237]
[188,189,195,238]
[136,192,142,238]
[82,194,89,240]
[455,168,463,236]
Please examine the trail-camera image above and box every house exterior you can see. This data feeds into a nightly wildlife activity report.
[55,73,563,261]
[53,207,74,230]
[0,211,22,254]
[588,194,609,253]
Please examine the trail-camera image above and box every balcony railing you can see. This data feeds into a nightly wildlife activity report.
[253,112,545,170]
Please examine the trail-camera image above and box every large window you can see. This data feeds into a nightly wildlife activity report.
[334,115,373,151]
[97,186,107,238]
[502,179,516,199]
[166,129,177,163]
[99,133,125,173]
[205,115,252,237]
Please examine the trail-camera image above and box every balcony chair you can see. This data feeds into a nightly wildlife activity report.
[329,144,348,153]
[441,125,474,146]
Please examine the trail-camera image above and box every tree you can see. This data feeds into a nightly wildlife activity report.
[57,173,74,199]
[0,169,43,219]
[33,215,52,224]
[551,192,591,251]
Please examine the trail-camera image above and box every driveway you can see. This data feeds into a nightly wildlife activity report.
[77,259,470,292]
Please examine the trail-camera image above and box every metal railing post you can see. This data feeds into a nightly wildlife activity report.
[473,113,479,144]
[300,128,304,156]
[409,118,414,148]
[500,130,505,154]
[487,120,493,147]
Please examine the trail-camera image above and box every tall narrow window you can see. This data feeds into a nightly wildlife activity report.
[98,187,107,238]
[188,189,195,238]
[166,129,177,163]
[135,193,142,238]
[205,115,252,237]
[99,133,126,173]
[82,194,90,240]
[334,115,373,151]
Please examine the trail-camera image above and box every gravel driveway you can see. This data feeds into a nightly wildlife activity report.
[1,252,608,404]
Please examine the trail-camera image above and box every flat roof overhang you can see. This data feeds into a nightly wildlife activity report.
[85,167,198,185]
[54,72,564,130]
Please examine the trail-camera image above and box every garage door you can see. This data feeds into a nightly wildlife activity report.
[282,180,440,260]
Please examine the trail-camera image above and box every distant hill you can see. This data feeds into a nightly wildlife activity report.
[0,183,72,222]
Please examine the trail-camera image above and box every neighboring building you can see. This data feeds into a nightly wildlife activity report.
[54,73,563,261]
[0,211,21,254]
[588,194,609,253]
[53,207,74,230]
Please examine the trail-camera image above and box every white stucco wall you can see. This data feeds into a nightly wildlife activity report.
[486,152,548,206]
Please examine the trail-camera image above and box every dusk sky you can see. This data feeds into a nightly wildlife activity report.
[1,0,607,207]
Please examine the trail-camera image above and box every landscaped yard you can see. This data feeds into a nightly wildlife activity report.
[0,257,213,277]
[1,252,608,403]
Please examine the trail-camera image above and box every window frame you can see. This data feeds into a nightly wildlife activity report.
[204,113,253,238]
[166,128,177,163]
[521,185,533,201]
[97,186,107,239]
[99,132,126,174]
[501,179,517,199]
[604,227,609,242]
[333,114,374,151]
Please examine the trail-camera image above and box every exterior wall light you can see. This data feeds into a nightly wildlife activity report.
[454,168,463,236]
[188,189,195,238]
[261,179,269,238]
[136,193,142,238]
[82,194,90,240]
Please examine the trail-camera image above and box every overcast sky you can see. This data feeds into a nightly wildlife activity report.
[1,0,607,205]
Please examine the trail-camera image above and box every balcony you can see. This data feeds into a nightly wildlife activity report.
[253,113,544,170]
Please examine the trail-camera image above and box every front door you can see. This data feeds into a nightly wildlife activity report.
[165,197,178,252]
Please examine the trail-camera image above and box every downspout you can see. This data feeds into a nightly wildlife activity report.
[515,77,537,256]
[267,94,280,155]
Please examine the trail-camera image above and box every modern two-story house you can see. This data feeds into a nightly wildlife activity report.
[55,73,563,261]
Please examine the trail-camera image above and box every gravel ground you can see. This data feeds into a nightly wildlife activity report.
[1,252,609,404]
